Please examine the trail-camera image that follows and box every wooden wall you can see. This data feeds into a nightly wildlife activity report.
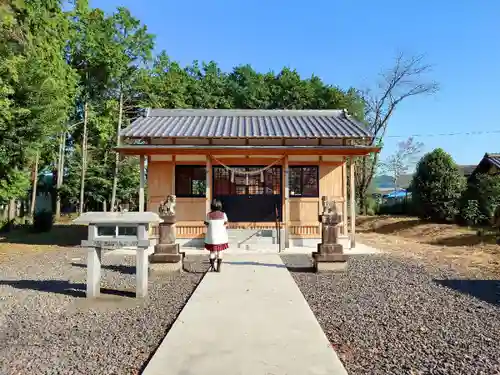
[147,161,173,212]
[147,157,346,239]
[288,162,345,237]
[147,161,206,222]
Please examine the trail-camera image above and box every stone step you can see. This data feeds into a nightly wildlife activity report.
[227,229,276,238]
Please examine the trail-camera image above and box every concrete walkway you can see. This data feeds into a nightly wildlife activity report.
[143,254,348,375]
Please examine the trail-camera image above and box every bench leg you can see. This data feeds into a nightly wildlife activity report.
[87,247,101,298]
[136,249,149,298]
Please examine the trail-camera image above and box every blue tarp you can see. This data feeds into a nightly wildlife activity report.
[384,190,408,198]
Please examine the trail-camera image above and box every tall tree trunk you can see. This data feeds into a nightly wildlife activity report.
[7,199,16,230]
[30,152,40,218]
[79,102,89,215]
[356,189,366,216]
[55,132,66,219]
[110,91,123,212]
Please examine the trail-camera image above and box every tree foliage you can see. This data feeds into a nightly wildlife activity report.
[0,0,77,203]
[0,1,437,217]
[411,148,465,222]
[459,173,500,225]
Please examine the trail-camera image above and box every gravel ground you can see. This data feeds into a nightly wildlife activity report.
[0,248,206,375]
[282,254,500,375]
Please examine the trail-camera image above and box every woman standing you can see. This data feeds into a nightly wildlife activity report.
[204,199,229,272]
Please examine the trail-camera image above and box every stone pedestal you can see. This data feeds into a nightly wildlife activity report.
[149,215,182,272]
[312,210,347,273]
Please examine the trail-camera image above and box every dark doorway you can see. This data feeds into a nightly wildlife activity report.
[213,166,282,222]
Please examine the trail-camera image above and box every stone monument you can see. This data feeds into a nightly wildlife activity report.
[312,196,347,272]
[149,195,183,272]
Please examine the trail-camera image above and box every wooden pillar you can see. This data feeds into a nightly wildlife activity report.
[342,158,348,236]
[206,156,212,213]
[349,157,356,248]
[283,155,290,248]
[171,156,176,195]
[139,155,145,212]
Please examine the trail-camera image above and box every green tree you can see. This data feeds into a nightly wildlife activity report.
[411,148,465,222]
[226,65,271,109]
[67,0,114,213]
[460,173,500,225]
[0,0,77,208]
[136,52,191,108]
[185,60,231,108]
[65,1,153,213]
[108,6,154,211]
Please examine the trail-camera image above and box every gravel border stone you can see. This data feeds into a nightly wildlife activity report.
[0,248,206,375]
[282,254,500,375]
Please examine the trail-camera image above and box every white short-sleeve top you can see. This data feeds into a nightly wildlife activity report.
[205,211,229,245]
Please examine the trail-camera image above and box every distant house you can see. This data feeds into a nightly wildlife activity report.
[468,153,500,179]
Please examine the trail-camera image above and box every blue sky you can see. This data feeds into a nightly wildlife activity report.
[93,0,499,166]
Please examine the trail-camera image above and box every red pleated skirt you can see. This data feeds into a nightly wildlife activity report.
[204,243,229,251]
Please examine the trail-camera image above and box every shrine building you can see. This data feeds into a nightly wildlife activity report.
[116,109,379,249]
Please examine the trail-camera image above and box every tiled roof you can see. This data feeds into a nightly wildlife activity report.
[120,109,373,139]
[484,153,500,169]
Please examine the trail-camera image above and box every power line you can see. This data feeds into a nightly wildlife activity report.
[386,129,500,138]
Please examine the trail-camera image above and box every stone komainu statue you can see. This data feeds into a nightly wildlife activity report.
[159,195,176,216]
[321,196,337,215]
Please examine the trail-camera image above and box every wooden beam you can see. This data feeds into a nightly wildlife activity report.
[211,157,282,166]
[116,146,380,156]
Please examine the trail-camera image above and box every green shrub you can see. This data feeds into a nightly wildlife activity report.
[0,219,15,232]
[459,199,485,226]
[411,148,466,222]
[459,173,500,225]
[32,210,54,233]
[365,196,379,216]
